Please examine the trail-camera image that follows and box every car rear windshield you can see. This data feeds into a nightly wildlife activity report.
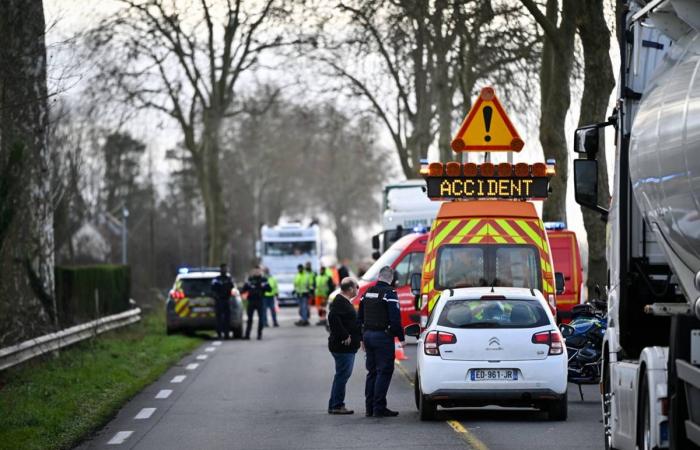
[181,278,214,297]
[437,298,550,329]
[435,244,542,291]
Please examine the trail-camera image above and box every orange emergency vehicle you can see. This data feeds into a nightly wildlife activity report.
[544,222,583,321]
[415,160,559,325]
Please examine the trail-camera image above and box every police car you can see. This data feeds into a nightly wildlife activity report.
[166,267,244,337]
[406,287,567,421]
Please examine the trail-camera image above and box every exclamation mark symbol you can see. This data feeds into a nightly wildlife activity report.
[483,106,493,142]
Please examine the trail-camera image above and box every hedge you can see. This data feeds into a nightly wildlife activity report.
[54,265,131,327]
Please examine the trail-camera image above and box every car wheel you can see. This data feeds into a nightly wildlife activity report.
[166,324,176,335]
[418,388,437,421]
[414,373,420,410]
[232,324,243,339]
[548,393,568,421]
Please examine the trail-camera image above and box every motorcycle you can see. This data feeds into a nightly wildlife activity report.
[559,299,607,400]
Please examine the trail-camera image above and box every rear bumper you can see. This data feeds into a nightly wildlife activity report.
[166,304,243,331]
[425,388,565,407]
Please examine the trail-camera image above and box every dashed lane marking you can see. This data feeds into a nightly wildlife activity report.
[196,354,208,360]
[107,431,133,445]
[170,375,186,383]
[205,347,216,352]
[394,360,490,450]
[212,341,222,346]
[155,389,172,399]
[186,363,199,370]
[134,408,156,420]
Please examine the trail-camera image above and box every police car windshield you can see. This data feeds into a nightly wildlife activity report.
[361,248,402,282]
[436,244,541,290]
[181,278,214,297]
[438,299,549,329]
[264,241,316,256]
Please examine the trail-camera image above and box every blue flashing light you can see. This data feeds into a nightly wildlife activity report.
[412,226,428,233]
[546,159,556,165]
[178,267,189,274]
[419,158,429,165]
[544,221,567,230]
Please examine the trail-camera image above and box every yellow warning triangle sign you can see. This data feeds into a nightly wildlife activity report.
[451,87,524,152]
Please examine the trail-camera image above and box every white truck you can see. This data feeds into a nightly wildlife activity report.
[258,222,322,305]
[371,179,441,258]
[573,1,700,448]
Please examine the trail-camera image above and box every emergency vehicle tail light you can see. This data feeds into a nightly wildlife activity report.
[480,162,495,177]
[531,330,564,355]
[424,331,457,356]
[445,161,461,177]
[532,162,547,177]
[514,163,530,177]
[463,162,478,177]
[429,162,444,177]
[497,163,512,177]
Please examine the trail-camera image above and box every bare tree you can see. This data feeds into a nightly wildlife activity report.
[0,0,56,345]
[576,0,614,297]
[88,0,293,265]
[521,0,578,222]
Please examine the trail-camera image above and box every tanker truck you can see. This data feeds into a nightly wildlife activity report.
[573,1,700,449]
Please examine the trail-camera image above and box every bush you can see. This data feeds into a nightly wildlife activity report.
[55,265,131,327]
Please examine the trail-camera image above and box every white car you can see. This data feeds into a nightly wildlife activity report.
[407,287,567,421]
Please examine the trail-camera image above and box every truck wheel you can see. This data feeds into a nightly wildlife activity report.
[232,324,243,339]
[419,389,437,421]
[602,354,619,450]
[547,393,567,421]
[637,373,652,450]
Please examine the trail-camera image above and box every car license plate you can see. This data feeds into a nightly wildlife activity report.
[470,369,518,381]
[192,306,213,313]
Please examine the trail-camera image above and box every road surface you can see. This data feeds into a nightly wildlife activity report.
[77,308,603,449]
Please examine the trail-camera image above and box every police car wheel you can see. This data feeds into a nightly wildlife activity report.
[418,390,437,421]
[414,373,420,410]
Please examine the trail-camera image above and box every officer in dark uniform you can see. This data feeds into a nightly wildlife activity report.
[358,265,405,417]
[211,264,234,339]
[240,267,269,340]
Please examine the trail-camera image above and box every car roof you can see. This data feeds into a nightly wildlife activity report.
[439,287,545,301]
[177,272,220,280]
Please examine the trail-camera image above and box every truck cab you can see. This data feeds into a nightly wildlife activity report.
[545,222,584,321]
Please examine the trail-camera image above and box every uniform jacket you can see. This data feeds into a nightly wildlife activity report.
[211,275,234,301]
[293,272,309,294]
[357,280,405,341]
[265,276,278,297]
[327,294,361,353]
[241,275,269,303]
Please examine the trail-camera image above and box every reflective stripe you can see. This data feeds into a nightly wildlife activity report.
[495,219,527,244]
[365,293,379,298]
[448,219,481,244]
[426,278,434,293]
[432,220,460,248]
[515,220,544,251]
[468,224,490,244]
[428,292,441,311]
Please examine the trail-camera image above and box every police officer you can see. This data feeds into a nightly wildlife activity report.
[211,264,234,340]
[358,265,405,417]
[240,267,269,340]
[262,267,279,327]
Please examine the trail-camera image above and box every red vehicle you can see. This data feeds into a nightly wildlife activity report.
[544,222,583,321]
[351,232,428,327]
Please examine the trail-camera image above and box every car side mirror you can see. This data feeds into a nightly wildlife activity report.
[574,159,608,216]
[371,251,381,260]
[559,323,574,338]
[371,234,380,251]
[555,272,565,295]
[410,273,421,296]
[404,323,421,337]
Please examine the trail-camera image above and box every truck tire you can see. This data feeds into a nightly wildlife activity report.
[637,372,652,450]
[418,388,437,421]
[602,353,619,450]
[547,393,567,421]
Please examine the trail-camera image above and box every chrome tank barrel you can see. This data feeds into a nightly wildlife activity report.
[629,30,700,309]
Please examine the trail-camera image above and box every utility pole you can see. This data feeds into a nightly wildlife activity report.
[122,206,129,265]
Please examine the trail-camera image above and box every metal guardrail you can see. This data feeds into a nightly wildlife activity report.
[0,308,141,371]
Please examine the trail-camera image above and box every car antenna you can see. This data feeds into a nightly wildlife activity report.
[530,287,535,296]
[490,280,495,293]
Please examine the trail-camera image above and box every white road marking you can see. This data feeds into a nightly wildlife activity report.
[196,354,208,360]
[186,363,199,370]
[212,341,222,346]
[134,408,156,420]
[155,389,172,399]
[170,375,186,383]
[205,347,216,352]
[107,431,133,445]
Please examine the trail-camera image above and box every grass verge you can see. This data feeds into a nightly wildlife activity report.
[0,312,204,450]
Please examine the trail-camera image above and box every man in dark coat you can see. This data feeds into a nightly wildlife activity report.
[327,277,361,414]
[240,267,269,340]
[211,264,234,339]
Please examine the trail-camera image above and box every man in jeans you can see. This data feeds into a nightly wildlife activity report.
[327,277,361,414]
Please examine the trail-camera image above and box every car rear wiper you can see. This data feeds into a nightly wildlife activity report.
[458,321,501,328]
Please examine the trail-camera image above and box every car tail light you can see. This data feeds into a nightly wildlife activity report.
[424,331,457,356]
[531,330,564,355]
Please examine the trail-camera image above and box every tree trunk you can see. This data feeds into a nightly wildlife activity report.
[577,0,615,297]
[0,0,56,345]
[536,0,578,222]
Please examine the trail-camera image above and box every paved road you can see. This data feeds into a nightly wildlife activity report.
[77,308,603,450]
